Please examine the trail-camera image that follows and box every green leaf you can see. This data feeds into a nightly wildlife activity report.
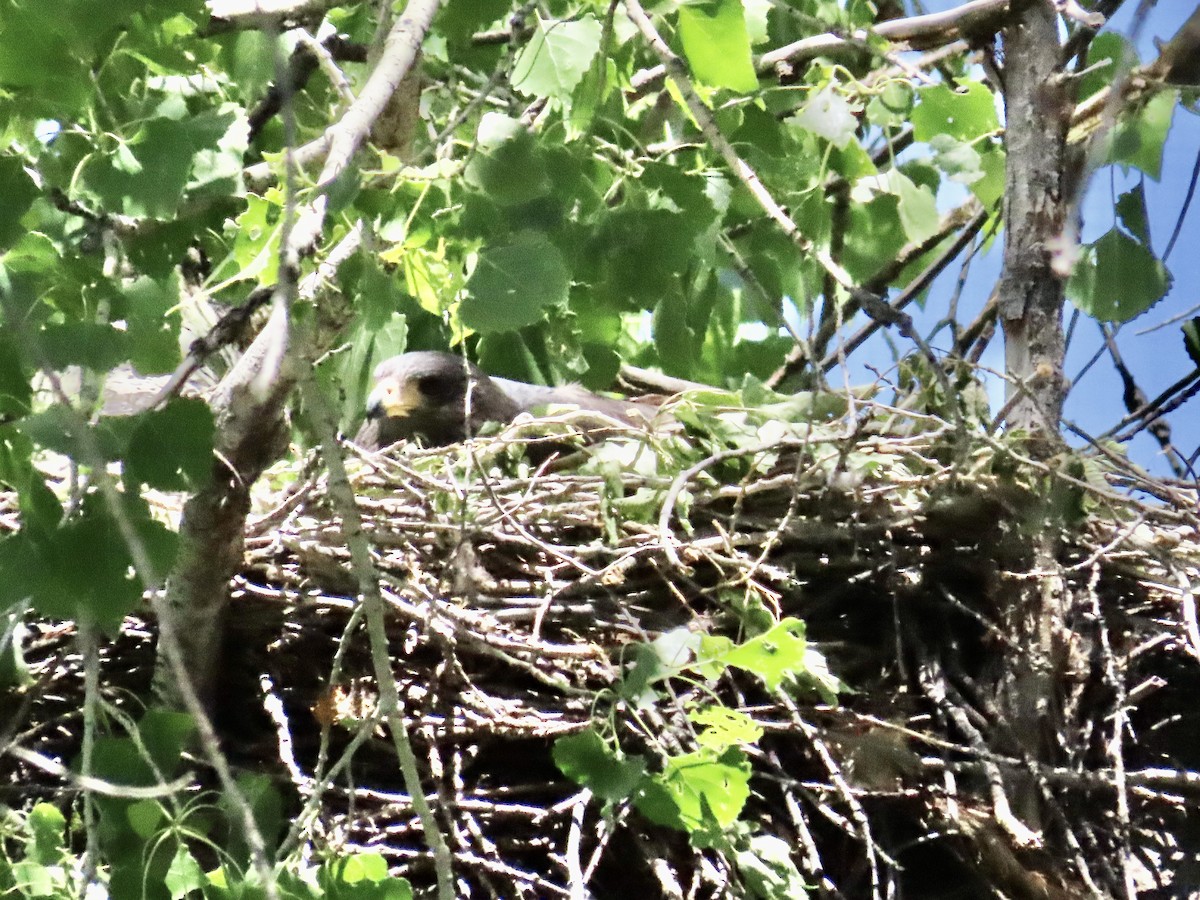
[1182,318,1200,368]
[437,0,511,48]
[356,260,408,331]
[83,111,239,219]
[1115,184,1151,245]
[225,195,282,284]
[1080,33,1135,101]
[0,6,91,111]
[1067,228,1172,323]
[970,144,1005,208]
[1108,90,1175,180]
[319,853,412,898]
[636,746,751,831]
[690,707,764,751]
[553,729,647,802]
[0,156,39,250]
[126,799,166,839]
[0,331,33,419]
[867,80,915,126]
[654,284,697,376]
[20,405,125,462]
[126,398,214,490]
[912,82,1000,142]
[737,833,809,900]
[677,0,759,93]
[10,860,58,897]
[589,208,694,308]
[165,845,205,900]
[512,14,602,101]
[39,323,128,372]
[463,114,550,206]
[138,708,195,775]
[59,509,144,628]
[223,773,284,864]
[698,618,810,691]
[791,85,858,149]
[461,232,569,332]
[928,134,983,185]
[334,852,388,884]
[894,172,939,243]
[849,170,937,245]
[26,803,67,865]
[841,193,907,281]
[124,275,182,374]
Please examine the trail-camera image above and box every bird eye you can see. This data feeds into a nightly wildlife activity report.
[414,374,441,396]
[414,373,459,405]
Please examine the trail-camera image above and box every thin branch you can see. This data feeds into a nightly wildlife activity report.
[299,370,456,900]
[623,0,854,294]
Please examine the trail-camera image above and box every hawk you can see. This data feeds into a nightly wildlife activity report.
[355,351,652,449]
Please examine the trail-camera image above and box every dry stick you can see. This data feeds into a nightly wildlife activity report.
[818,205,989,373]
[1101,368,1200,442]
[565,789,590,900]
[1099,323,1183,476]
[299,373,455,899]
[630,0,1010,92]
[914,653,1041,850]
[1089,565,1137,900]
[291,0,441,255]
[6,745,193,799]
[779,695,885,897]
[658,439,796,569]
[768,199,987,389]
[246,0,441,193]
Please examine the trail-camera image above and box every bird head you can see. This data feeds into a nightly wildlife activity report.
[359,351,522,447]
[364,352,471,421]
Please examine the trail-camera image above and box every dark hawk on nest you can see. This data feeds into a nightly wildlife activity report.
[354,351,655,449]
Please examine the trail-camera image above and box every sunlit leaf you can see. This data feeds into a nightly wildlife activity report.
[677,0,758,93]
[691,706,764,751]
[912,82,1000,143]
[791,85,858,149]
[165,845,205,900]
[513,14,602,101]
[26,803,66,866]
[636,747,751,831]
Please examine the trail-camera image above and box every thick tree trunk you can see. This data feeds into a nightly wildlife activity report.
[998,0,1070,440]
[994,0,1077,834]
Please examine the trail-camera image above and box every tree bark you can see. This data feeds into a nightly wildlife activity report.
[152,0,441,711]
[994,0,1077,836]
[998,0,1070,441]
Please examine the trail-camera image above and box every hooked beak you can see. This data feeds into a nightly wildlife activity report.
[364,378,419,420]
[365,384,386,420]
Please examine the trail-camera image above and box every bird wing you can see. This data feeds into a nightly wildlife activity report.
[491,378,654,424]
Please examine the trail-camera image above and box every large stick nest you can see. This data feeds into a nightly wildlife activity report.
[5,397,1200,898]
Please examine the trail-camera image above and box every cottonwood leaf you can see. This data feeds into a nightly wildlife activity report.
[512,14,602,101]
